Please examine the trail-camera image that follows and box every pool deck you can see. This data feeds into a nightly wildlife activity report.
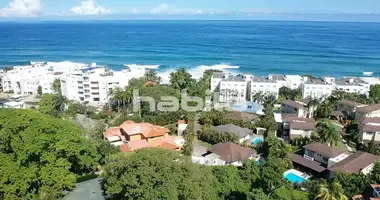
[283,169,311,180]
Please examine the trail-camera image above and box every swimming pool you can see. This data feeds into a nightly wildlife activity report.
[284,172,306,184]
[252,138,264,146]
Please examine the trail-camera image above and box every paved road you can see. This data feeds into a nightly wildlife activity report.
[192,112,208,156]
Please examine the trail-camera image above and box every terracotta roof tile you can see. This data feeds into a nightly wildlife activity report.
[104,127,121,138]
[120,120,169,138]
[128,140,150,151]
[120,144,132,152]
[177,120,187,124]
[158,142,180,150]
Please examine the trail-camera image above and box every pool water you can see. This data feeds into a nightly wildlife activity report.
[252,138,264,146]
[284,173,305,184]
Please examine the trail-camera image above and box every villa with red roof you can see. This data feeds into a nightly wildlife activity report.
[103,120,180,152]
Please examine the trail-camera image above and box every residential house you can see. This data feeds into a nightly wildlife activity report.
[192,142,258,166]
[359,118,380,144]
[280,115,315,141]
[281,100,309,118]
[337,99,366,118]
[103,120,180,152]
[328,151,378,176]
[302,78,334,99]
[213,124,253,144]
[355,104,380,121]
[291,143,348,174]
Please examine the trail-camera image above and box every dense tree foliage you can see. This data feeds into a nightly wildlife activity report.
[37,85,43,96]
[316,119,340,147]
[103,149,219,200]
[199,126,239,145]
[169,68,193,90]
[0,109,100,200]
[369,84,380,103]
[182,113,195,156]
[314,182,348,200]
[279,87,302,101]
[315,100,334,118]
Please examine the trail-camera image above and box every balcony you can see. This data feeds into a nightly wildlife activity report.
[303,154,314,161]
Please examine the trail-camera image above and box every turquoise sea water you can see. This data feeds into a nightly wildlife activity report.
[284,173,306,184]
[0,20,379,77]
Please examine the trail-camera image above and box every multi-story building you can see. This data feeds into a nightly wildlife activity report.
[217,74,249,103]
[251,76,280,99]
[292,142,348,174]
[285,75,304,90]
[355,104,380,120]
[359,118,380,144]
[280,115,315,141]
[302,78,334,99]
[335,77,370,95]
[60,67,142,105]
[1,62,85,96]
[210,72,226,92]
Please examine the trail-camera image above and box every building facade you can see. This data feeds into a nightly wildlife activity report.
[302,78,334,100]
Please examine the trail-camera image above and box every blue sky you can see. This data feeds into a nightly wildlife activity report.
[1,0,380,21]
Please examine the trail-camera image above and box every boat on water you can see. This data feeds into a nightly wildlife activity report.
[363,72,374,76]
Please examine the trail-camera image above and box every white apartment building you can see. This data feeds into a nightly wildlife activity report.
[1,62,85,96]
[302,78,334,99]
[60,66,146,105]
[218,75,249,103]
[251,75,282,99]
[210,72,226,92]
[285,75,304,90]
[335,77,370,95]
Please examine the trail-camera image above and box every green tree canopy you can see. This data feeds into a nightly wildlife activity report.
[369,84,380,102]
[102,149,218,200]
[169,68,193,90]
[0,109,100,200]
[316,119,340,147]
[37,85,43,96]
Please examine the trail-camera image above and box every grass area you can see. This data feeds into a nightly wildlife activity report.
[198,140,212,149]
[330,121,356,152]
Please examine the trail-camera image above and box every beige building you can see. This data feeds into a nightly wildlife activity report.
[355,104,380,120]
[281,100,309,118]
[359,118,380,144]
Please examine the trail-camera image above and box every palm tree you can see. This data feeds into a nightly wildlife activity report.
[169,68,192,90]
[307,98,320,118]
[109,87,123,112]
[316,100,333,118]
[263,95,276,108]
[252,91,265,103]
[315,182,348,200]
[316,119,340,147]
[145,70,160,82]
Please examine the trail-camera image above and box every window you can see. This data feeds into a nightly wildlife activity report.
[322,156,329,162]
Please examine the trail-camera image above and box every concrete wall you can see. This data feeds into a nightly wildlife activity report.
[361,163,374,175]
[360,131,380,143]
[290,129,313,140]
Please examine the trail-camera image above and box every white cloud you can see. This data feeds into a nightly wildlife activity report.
[70,0,111,16]
[0,0,41,17]
[150,3,204,15]
[131,8,138,14]
[150,3,169,14]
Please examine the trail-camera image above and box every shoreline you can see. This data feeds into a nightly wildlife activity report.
[0,61,377,80]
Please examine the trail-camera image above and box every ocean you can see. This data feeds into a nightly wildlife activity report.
[0,20,380,79]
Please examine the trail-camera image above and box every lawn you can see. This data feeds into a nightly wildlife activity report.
[198,140,213,149]
[330,120,356,153]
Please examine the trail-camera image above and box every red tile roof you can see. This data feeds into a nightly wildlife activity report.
[104,127,121,138]
[120,144,131,152]
[177,120,187,124]
[128,140,150,151]
[120,121,169,138]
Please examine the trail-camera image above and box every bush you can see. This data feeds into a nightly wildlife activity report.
[199,128,238,145]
